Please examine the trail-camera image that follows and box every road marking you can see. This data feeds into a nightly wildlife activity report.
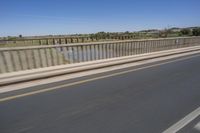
[163,107,200,133]
[194,122,200,131]
[0,54,200,103]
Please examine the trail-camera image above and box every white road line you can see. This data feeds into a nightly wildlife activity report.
[163,107,200,133]
[194,122,200,131]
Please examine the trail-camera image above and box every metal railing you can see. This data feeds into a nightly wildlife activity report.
[0,36,200,74]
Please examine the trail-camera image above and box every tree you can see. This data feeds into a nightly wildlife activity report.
[19,34,23,38]
[125,31,130,34]
[159,29,171,38]
[192,28,200,36]
[180,29,190,35]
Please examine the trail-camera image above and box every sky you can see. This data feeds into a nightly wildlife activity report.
[0,0,200,37]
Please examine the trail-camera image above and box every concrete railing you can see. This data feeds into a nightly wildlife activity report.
[0,36,200,74]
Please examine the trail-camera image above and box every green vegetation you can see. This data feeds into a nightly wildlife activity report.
[0,26,200,47]
[87,27,200,39]
[192,28,200,36]
[180,29,191,35]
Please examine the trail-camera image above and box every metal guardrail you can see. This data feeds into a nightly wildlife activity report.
[0,36,200,74]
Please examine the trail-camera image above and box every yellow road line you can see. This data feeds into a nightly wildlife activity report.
[0,54,200,103]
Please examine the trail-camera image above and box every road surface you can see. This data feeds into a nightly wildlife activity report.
[0,54,200,133]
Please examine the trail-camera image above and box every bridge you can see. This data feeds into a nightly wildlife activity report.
[0,36,200,133]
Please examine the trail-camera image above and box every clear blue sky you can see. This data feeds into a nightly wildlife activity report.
[1,0,200,36]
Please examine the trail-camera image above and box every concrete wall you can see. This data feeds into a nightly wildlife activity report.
[0,37,200,74]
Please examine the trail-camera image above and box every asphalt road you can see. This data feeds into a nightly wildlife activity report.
[0,54,200,133]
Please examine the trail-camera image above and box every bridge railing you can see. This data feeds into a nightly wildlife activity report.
[0,36,200,73]
[0,35,135,47]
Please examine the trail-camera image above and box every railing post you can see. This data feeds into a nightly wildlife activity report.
[0,51,7,73]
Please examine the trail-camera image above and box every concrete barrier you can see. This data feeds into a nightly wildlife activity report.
[0,45,200,86]
[0,36,200,74]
